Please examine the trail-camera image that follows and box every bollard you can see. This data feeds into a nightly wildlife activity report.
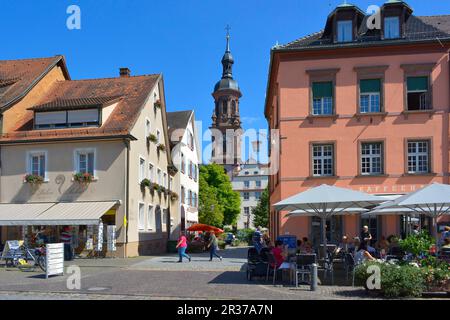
[310,263,318,291]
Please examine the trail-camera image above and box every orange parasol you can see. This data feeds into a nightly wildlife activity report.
[187,223,224,234]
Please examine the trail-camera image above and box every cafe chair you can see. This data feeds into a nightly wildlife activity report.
[294,254,317,287]
[266,253,278,285]
[344,253,356,287]
[323,252,334,285]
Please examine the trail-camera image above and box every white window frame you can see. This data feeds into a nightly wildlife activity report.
[163,172,167,188]
[139,156,146,183]
[312,144,334,177]
[243,192,250,201]
[138,202,145,231]
[244,181,250,189]
[244,207,250,216]
[360,92,381,113]
[147,205,154,231]
[360,142,383,176]
[148,162,155,183]
[157,168,162,185]
[26,150,49,181]
[156,129,161,144]
[73,148,97,178]
[407,140,430,174]
[145,118,151,137]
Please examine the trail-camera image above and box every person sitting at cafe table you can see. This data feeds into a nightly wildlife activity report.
[337,235,349,253]
[271,240,286,268]
[375,236,389,252]
[348,237,360,254]
[299,237,313,254]
[354,242,376,265]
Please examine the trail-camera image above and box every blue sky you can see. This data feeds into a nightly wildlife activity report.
[1,0,449,162]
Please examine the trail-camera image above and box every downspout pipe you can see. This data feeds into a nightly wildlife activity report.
[124,139,131,258]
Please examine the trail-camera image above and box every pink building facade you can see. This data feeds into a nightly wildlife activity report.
[265,1,450,245]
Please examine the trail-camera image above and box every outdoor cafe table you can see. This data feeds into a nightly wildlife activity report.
[278,261,296,285]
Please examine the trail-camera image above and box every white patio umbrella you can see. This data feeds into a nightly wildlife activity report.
[373,183,450,245]
[362,207,419,236]
[273,185,384,258]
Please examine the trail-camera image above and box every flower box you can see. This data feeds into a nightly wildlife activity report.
[24,174,44,185]
[73,172,94,184]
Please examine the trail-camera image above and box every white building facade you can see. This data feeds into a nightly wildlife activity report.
[231,161,268,229]
[167,111,200,238]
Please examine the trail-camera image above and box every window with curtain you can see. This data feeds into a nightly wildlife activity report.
[384,16,400,39]
[337,20,353,43]
[76,150,95,176]
[312,82,333,115]
[29,152,46,178]
[139,158,145,182]
[147,205,154,231]
[138,203,145,230]
[407,76,430,110]
[360,79,381,113]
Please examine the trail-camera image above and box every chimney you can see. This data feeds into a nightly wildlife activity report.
[119,67,131,77]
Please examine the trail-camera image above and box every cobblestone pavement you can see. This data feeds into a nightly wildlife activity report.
[0,247,413,300]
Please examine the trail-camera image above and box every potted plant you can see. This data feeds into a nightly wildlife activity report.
[147,134,158,144]
[24,174,44,185]
[154,99,161,110]
[157,144,166,152]
[73,172,94,184]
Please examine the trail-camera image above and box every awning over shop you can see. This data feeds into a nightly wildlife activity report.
[0,201,119,226]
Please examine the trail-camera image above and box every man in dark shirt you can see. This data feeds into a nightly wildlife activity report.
[360,226,372,245]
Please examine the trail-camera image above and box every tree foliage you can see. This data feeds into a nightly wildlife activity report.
[252,187,269,228]
[198,175,223,227]
[198,164,241,227]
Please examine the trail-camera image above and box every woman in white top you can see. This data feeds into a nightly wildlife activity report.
[354,242,376,265]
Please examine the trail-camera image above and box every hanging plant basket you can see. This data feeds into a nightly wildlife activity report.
[157,144,166,152]
[73,172,94,184]
[147,134,158,144]
[170,192,179,201]
[154,100,162,110]
[140,178,151,189]
[24,174,44,185]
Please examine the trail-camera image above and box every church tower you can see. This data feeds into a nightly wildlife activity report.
[210,29,243,173]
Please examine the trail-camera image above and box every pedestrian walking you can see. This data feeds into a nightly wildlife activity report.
[176,231,191,263]
[207,232,222,261]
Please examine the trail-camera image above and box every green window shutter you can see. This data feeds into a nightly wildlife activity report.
[360,79,381,93]
[407,76,428,91]
[312,82,333,98]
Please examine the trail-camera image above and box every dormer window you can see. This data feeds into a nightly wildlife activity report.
[34,109,100,129]
[384,16,400,39]
[337,20,353,43]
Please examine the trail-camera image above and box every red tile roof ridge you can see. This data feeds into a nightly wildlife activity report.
[0,56,62,63]
[60,73,161,83]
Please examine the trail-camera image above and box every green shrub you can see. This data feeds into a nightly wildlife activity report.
[236,228,255,245]
[355,261,425,298]
[399,231,434,258]
[218,240,227,250]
